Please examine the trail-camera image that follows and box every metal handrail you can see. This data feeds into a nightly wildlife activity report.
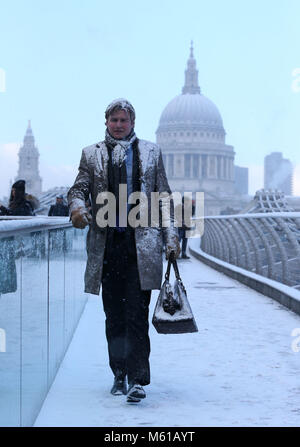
[200,212,300,288]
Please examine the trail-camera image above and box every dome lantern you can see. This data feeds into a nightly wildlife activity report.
[182,41,201,95]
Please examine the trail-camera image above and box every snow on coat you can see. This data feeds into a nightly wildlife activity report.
[67,139,179,295]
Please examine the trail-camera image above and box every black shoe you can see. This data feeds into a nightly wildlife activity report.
[181,254,190,259]
[127,384,146,403]
[111,377,127,396]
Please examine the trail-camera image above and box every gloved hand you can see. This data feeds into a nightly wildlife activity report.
[165,237,181,260]
[71,207,92,229]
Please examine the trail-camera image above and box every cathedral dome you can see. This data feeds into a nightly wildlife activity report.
[155,43,236,209]
[156,42,225,139]
[158,93,224,132]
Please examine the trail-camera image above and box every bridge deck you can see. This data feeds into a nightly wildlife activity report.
[34,254,300,427]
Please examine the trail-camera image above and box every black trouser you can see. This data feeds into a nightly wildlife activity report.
[101,229,151,386]
[178,228,188,255]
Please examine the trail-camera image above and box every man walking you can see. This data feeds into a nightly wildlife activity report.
[48,195,69,216]
[68,99,179,403]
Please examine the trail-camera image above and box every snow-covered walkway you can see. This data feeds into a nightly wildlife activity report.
[34,252,300,427]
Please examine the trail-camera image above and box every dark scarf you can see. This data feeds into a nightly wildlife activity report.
[105,130,141,255]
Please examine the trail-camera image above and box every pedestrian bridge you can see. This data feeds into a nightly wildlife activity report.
[1,213,300,427]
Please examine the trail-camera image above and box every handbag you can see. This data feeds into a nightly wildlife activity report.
[152,254,198,334]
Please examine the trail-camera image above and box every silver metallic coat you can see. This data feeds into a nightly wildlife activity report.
[67,139,179,295]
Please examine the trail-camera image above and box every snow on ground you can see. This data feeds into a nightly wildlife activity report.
[34,252,300,427]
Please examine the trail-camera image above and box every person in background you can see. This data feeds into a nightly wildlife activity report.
[176,197,195,259]
[0,180,35,216]
[48,195,69,216]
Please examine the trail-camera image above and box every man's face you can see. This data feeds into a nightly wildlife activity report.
[106,109,134,140]
[56,198,63,204]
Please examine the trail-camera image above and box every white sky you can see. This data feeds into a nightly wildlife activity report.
[0,0,299,197]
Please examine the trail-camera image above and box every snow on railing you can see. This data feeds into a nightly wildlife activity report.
[0,216,72,238]
[200,213,300,288]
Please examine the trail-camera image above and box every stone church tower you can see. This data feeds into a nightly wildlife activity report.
[15,120,42,197]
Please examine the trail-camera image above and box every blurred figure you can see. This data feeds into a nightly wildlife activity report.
[48,195,69,216]
[176,197,195,259]
[25,193,40,211]
[0,180,35,216]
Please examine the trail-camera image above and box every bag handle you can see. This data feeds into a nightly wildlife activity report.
[165,251,182,282]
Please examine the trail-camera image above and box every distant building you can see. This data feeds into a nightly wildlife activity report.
[264,152,293,195]
[234,166,248,195]
[15,120,42,197]
[156,42,251,215]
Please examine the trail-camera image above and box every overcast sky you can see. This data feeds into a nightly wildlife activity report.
[0,0,299,197]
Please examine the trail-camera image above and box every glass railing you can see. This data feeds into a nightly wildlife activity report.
[0,217,88,427]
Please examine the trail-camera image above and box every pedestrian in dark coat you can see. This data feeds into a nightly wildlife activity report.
[176,197,195,259]
[0,180,35,216]
[68,98,180,402]
[48,195,69,216]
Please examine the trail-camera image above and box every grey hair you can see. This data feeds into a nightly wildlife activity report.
[105,98,136,122]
